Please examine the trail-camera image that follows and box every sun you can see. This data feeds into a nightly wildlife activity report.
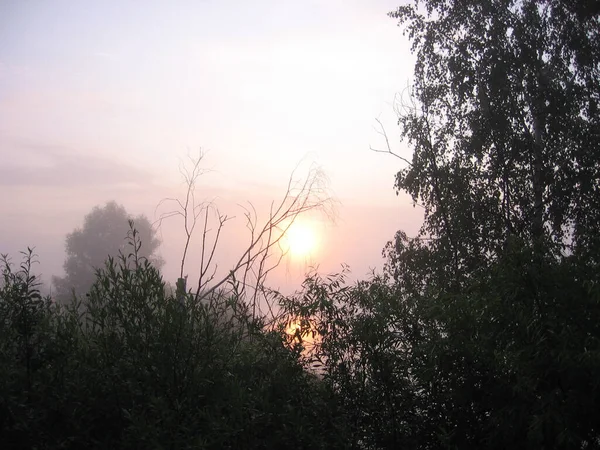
[283,221,317,258]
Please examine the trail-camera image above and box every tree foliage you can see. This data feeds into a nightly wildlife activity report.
[284,246,600,448]
[52,201,163,303]
[382,2,600,444]
[279,1,600,448]
[388,0,599,272]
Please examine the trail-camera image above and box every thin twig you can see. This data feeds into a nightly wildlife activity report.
[370,117,413,167]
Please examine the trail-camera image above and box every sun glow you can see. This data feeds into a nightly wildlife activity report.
[285,318,317,349]
[283,221,318,258]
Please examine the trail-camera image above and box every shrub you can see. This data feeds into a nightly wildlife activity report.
[0,233,349,449]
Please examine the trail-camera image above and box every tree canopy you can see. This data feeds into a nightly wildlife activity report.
[281,1,600,448]
[388,0,599,275]
[384,0,600,446]
[52,201,163,302]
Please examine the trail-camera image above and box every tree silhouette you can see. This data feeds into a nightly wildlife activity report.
[380,0,600,447]
[387,0,599,275]
[282,1,600,448]
[52,201,163,303]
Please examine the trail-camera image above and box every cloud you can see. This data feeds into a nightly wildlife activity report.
[0,141,152,188]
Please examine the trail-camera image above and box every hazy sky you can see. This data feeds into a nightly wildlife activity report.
[0,0,422,292]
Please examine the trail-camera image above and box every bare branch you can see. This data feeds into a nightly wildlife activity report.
[370,117,413,167]
[198,162,336,311]
[154,149,211,278]
[194,210,231,301]
[158,152,336,322]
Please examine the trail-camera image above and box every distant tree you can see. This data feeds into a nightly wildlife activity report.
[52,201,163,302]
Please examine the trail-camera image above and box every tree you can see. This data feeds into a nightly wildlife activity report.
[386,0,599,279]
[382,0,600,447]
[52,201,163,302]
[280,1,600,449]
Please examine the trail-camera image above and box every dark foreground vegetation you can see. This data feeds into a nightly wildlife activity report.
[0,240,348,449]
[2,0,600,448]
[2,233,600,449]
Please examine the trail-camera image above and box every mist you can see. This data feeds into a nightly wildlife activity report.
[2,0,599,448]
[0,0,420,295]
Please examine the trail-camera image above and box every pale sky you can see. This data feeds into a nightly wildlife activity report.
[0,0,422,293]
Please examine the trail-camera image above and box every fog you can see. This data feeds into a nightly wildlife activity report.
[0,0,422,295]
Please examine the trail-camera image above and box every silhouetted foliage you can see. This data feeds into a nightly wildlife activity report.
[3,1,599,448]
[388,0,599,270]
[52,201,163,304]
[381,0,600,443]
[283,246,600,448]
[0,233,350,449]
[278,1,600,448]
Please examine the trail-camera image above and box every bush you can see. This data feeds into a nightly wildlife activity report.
[279,242,600,449]
[0,233,349,449]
